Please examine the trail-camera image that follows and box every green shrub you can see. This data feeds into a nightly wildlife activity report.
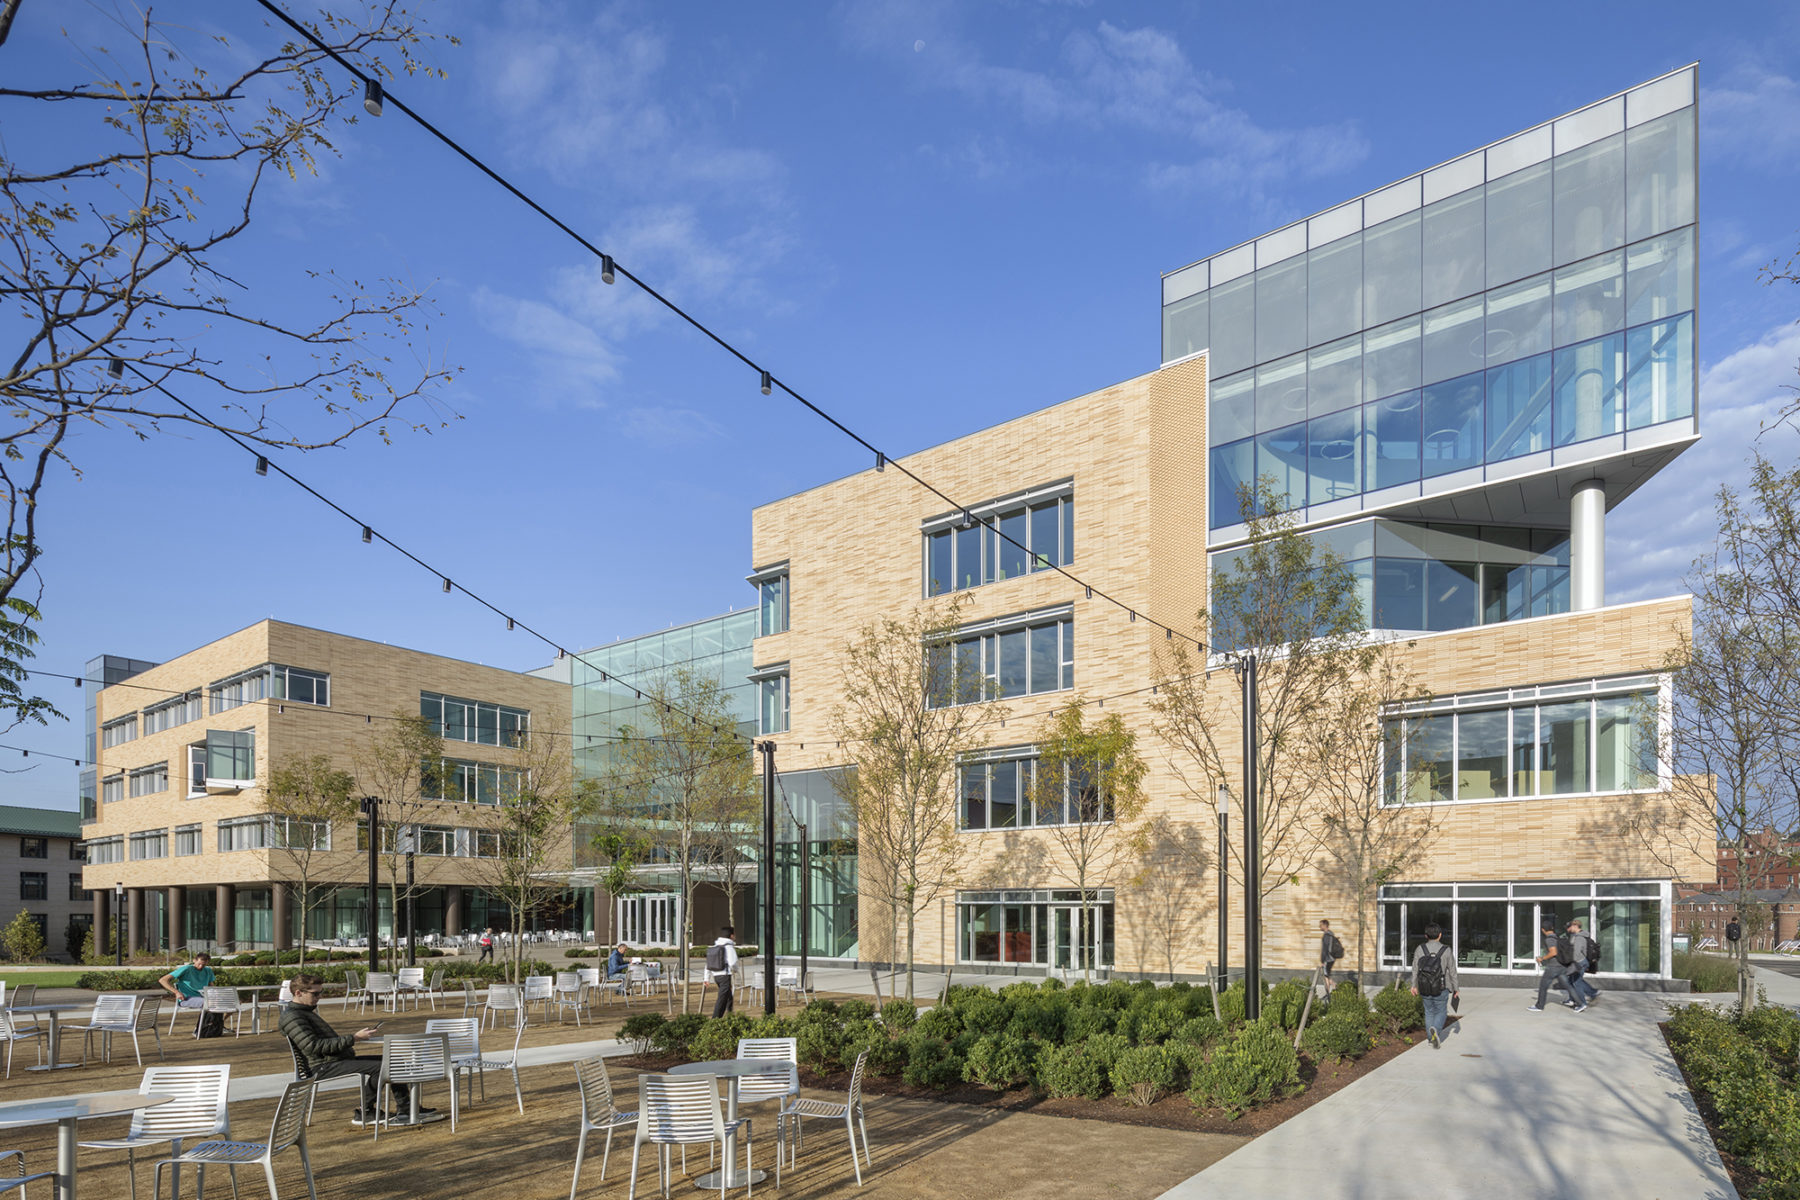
[745,1014,794,1041]
[1264,979,1310,1031]
[1127,999,1187,1045]
[650,1012,707,1057]
[880,1000,919,1032]
[796,1021,847,1071]
[1737,1004,1800,1068]
[914,1006,962,1042]
[901,1035,964,1089]
[1175,1014,1225,1048]
[1036,1042,1111,1100]
[1217,982,1246,1026]
[837,998,876,1024]
[1164,1039,1209,1089]
[1065,1004,1116,1041]
[1666,1002,1800,1197]
[1039,976,1065,992]
[962,1033,1038,1091]
[1083,1032,1131,1075]
[689,1013,754,1062]
[957,993,1009,1035]
[1006,996,1068,1043]
[1301,1012,1373,1063]
[1372,983,1424,1034]
[1190,1021,1301,1119]
[1090,981,1137,1011]
[794,998,841,1027]
[1110,1045,1179,1107]
[619,1012,667,1054]
[866,1033,910,1077]
[1326,981,1371,1018]
[1671,951,1739,994]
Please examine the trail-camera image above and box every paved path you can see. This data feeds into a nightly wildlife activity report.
[1157,986,1735,1200]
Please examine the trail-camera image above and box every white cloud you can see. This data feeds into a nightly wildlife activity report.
[1609,320,1800,603]
[468,285,621,404]
[618,405,725,446]
[1702,64,1800,174]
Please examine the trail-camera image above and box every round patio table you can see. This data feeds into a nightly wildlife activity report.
[7,1004,94,1072]
[0,1089,171,1200]
[667,1059,794,1187]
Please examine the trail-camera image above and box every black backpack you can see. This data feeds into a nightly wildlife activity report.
[1417,945,1447,997]
[1555,934,1575,967]
[1327,933,1344,962]
[705,943,728,972]
[1584,936,1601,970]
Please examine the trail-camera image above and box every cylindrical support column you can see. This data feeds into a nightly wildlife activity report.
[126,887,144,955]
[92,890,109,956]
[445,886,464,939]
[1571,479,1606,611]
[167,887,186,956]
[272,883,291,950]
[215,883,236,952]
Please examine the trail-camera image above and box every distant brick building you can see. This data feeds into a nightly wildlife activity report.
[1673,887,1800,951]
[1715,828,1800,891]
[0,804,89,961]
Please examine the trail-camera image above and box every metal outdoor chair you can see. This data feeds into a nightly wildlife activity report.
[552,972,585,1026]
[776,967,806,1003]
[78,1063,232,1200]
[423,1018,484,1109]
[471,1015,527,1114]
[122,996,165,1066]
[152,1079,318,1200]
[342,969,366,1011]
[396,967,427,1010]
[735,1038,800,1125]
[67,994,138,1065]
[569,1057,637,1197]
[0,1011,46,1077]
[425,967,448,1008]
[779,1049,872,1185]
[483,983,524,1031]
[523,974,554,1016]
[284,1036,360,1126]
[364,972,399,1013]
[374,1032,457,1139]
[196,986,246,1039]
[0,1151,54,1200]
[627,1073,758,1200]
[460,977,483,1017]
[576,967,602,1007]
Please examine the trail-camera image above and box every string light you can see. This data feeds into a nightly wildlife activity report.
[362,526,373,543]
[600,255,615,285]
[362,78,384,117]
[255,456,268,476]
[760,370,772,396]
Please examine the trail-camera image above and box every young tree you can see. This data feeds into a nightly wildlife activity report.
[1,6,460,729]
[831,599,1005,1003]
[1304,645,1440,988]
[1026,701,1149,981]
[1,910,45,962]
[264,754,358,965]
[352,712,446,971]
[603,666,755,1013]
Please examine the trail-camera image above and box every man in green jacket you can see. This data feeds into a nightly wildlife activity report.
[278,973,428,1125]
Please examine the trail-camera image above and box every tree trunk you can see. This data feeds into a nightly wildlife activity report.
[1739,938,1756,1013]
[904,905,915,1004]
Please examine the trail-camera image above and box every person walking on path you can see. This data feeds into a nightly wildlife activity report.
[1409,923,1460,1048]
[1318,919,1342,994]
[1564,919,1600,1006]
[1528,918,1585,1012]
[280,973,429,1126]
[477,928,494,963]
[706,925,739,1018]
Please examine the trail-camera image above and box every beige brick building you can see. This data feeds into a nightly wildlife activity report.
[79,620,572,953]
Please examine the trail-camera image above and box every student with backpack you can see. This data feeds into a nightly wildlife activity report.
[1528,917,1586,1013]
[1409,923,1460,1049]
[1563,919,1600,1006]
[706,924,739,1017]
[1319,919,1344,993]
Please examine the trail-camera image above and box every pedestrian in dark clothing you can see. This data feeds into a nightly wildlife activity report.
[1410,923,1460,1049]
[1564,919,1600,1005]
[1318,919,1340,994]
[279,973,428,1125]
[1527,920,1585,1013]
[706,925,738,1018]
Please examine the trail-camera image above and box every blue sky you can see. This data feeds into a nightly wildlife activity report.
[5,0,1799,809]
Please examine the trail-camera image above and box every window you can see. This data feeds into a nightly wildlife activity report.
[416,825,453,856]
[70,840,87,861]
[753,666,790,735]
[271,665,330,707]
[101,714,138,748]
[102,774,124,804]
[128,828,169,860]
[924,483,1074,596]
[129,762,169,798]
[471,829,501,858]
[957,889,1114,971]
[927,608,1074,708]
[20,836,47,859]
[218,816,269,852]
[85,836,124,865]
[69,873,87,902]
[174,824,203,856]
[210,667,269,713]
[750,564,790,636]
[959,751,1117,831]
[420,692,529,747]
[270,817,330,851]
[20,872,47,901]
[425,758,527,805]
[144,691,201,734]
[188,743,207,795]
[203,729,255,787]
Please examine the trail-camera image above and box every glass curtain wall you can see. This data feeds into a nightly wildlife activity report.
[1380,879,1666,974]
[770,767,860,960]
[957,889,1115,973]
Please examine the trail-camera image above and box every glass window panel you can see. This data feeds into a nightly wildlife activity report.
[1596,692,1657,792]
[1553,251,1625,348]
[1425,560,1479,632]
[1381,902,1405,963]
[1256,257,1308,363]
[997,628,1029,697]
[1365,390,1422,489]
[1364,315,1421,400]
[1626,107,1695,244]
[1485,273,1552,363]
[1422,297,1486,386]
[1307,407,1361,506]
[1598,899,1660,973]
[955,523,982,590]
[1406,712,1454,802]
[962,765,987,830]
[1255,423,1307,513]
[964,904,1002,962]
[1538,700,1592,794]
[1486,161,1552,286]
[1381,718,1404,805]
[1486,352,1554,461]
[1307,336,1362,419]
[760,575,787,633]
[1307,233,1363,346]
[1626,313,1694,429]
[1210,439,1255,529]
[991,761,1019,829]
[1363,211,1422,327]
[1255,354,1308,432]
[1530,565,1570,618]
[1061,621,1074,691]
[1210,371,1254,446]
[1374,558,1424,631]
[1209,276,1254,377]
[476,704,499,746]
[1062,497,1074,566]
[1162,291,1208,363]
[1457,709,1509,800]
[1422,188,1485,308]
[1625,226,1695,327]
[442,698,467,742]
[1456,901,1510,967]
[1421,374,1484,477]
[1554,134,1625,265]
[1029,622,1060,694]
[1553,333,1626,446]
[1030,502,1060,570]
[996,509,1029,581]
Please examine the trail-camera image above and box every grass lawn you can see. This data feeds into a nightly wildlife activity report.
[0,968,91,989]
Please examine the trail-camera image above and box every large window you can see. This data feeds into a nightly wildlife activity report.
[271,665,330,707]
[1379,879,1665,975]
[101,774,124,805]
[86,836,124,865]
[959,751,1115,831]
[174,824,203,856]
[424,759,527,806]
[199,729,255,787]
[218,816,269,852]
[20,836,47,859]
[1384,675,1661,805]
[20,872,47,900]
[144,691,201,734]
[420,692,529,747]
[927,608,1074,709]
[69,873,87,902]
[129,762,168,798]
[751,564,790,636]
[925,484,1074,596]
[210,665,329,713]
[957,889,1114,972]
[129,828,169,860]
[754,667,790,735]
[101,714,138,748]
[210,667,269,713]
[271,817,330,851]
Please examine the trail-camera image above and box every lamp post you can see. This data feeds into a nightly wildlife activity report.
[1235,651,1262,1021]
[360,796,380,977]
[1215,785,1230,995]
[114,882,124,966]
[758,740,777,1016]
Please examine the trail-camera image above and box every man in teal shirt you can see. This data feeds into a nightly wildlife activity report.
[159,952,215,1009]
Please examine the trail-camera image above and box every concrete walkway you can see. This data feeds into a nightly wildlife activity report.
[1157,986,1736,1200]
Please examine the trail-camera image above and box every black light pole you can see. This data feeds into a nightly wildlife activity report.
[798,820,810,1003]
[1215,784,1230,995]
[758,740,777,1016]
[1239,653,1262,1020]
[405,845,417,968]
[361,796,380,977]
[114,882,124,966]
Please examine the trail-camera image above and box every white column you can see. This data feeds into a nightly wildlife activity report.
[1571,479,1606,611]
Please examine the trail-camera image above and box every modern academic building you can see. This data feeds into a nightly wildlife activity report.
[77,620,575,953]
[746,66,1708,984]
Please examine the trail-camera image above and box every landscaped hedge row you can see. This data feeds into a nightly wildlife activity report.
[76,959,558,992]
[565,945,761,960]
[619,975,1425,1119]
[1666,1001,1800,1199]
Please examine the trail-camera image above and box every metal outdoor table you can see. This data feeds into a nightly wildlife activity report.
[667,1058,794,1188]
[7,1004,93,1072]
[230,985,286,1035]
[0,1089,172,1200]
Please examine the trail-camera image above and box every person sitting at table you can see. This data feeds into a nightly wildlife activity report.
[279,973,430,1126]
[606,943,630,982]
[158,952,215,1010]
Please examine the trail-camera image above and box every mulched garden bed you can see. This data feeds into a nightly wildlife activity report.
[1658,1020,1764,1200]
[616,1026,1418,1138]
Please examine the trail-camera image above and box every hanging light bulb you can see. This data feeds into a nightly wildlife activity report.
[363,78,384,117]
[362,526,373,543]
[601,255,615,285]
[760,370,772,396]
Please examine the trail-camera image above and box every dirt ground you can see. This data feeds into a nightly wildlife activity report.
[0,991,1245,1200]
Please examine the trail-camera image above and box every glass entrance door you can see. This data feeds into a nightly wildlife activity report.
[1050,906,1110,976]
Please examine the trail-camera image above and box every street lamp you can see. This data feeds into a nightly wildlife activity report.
[1215,785,1230,995]
[360,796,380,976]
[114,882,124,966]
[1234,651,1262,1021]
